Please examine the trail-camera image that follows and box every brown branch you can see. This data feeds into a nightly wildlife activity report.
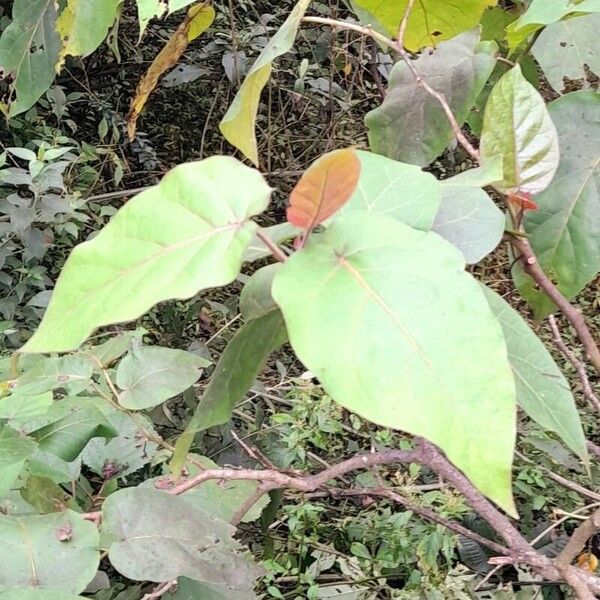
[557,508,600,569]
[255,228,289,262]
[549,314,600,413]
[510,235,600,373]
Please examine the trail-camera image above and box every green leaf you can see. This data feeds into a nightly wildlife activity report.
[0,510,99,593]
[240,264,281,321]
[20,475,68,514]
[441,155,503,188]
[0,427,37,501]
[506,0,600,52]
[56,0,121,68]
[0,0,60,117]
[136,0,198,38]
[350,0,496,52]
[480,66,559,194]
[9,356,93,396]
[171,310,287,474]
[366,32,496,167]
[337,150,441,230]
[433,185,504,264]
[0,591,86,600]
[102,487,262,583]
[480,6,518,42]
[166,577,257,600]
[532,13,600,95]
[116,346,208,410]
[272,211,516,514]
[0,392,53,422]
[513,91,600,317]
[22,157,272,354]
[244,223,299,263]
[482,285,587,464]
[28,398,117,461]
[82,398,159,477]
[86,329,146,368]
[219,0,312,165]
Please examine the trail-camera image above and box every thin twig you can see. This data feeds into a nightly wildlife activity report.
[557,508,600,569]
[141,580,178,600]
[548,314,600,413]
[255,228,288,262]
[302,16,395,49]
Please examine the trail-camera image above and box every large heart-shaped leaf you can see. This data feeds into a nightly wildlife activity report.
[532,13,600,95]
[116,346,208,410]
[366,31,496,167]
[480,66,559,195]
[513,91,600,317]
[0,427,37,501]
[0,0,60,117]
[482,286,587,463]
[22,157,272,354]
[219,0,312,165]
[0,511,99,593]
[433,184,504,264]
[272,211,516,513]
[102,487,262,584]
[350,0,496,52]
[338,151,441,230]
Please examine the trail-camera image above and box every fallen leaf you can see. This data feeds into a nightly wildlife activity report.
[126,2,215,140]
[287,148,361,237]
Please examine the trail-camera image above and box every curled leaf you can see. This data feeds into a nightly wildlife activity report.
[127,3,215,140]
[287,148,361,235]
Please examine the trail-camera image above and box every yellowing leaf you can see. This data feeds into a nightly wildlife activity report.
[56,0,121,71]
[287,149,361,232]
[350,0,496,51]
[126,3,215,140]
[219,0,312,165]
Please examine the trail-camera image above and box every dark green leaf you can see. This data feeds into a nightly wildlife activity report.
[0,427,37,500]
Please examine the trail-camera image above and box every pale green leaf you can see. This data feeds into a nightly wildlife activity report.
[0,427,37,501]
[0,392,53,422]
[441,155,503,188]
[240,264,281,321]
[0,590,86,600]
[338,150,441,230]
[506,0,600,52]
[56,0,121,67]
[482,286,587,463]
[0,0,60,117]
[22,157,272,354]
[116,346,208,410]
[219,0,312,165]
[513,91,600,317]
[102,487,262,583]
[433,185,504,264]
[86,329,147,368]
[366,31,496,167]
[480,66,559,194]
[350,0,496,52]
[532,14,600,94]
[272,211,516,513]
[0,510,99,593]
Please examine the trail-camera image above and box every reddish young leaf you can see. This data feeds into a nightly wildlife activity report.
[287,148,361,231]
[508,191,538,212]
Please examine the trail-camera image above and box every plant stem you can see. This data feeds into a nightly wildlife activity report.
[255,228,289,262]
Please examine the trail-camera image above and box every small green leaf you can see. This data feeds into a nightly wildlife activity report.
[513,91,600,317]
[482,285,587,464]
[366,31,496,167]
[116,346,208,410]
[28,398,117,461]
[240,264,281,321]
[0,0,60,117]
[0,510,99,593]
[532,13,600,94]
[338,151,441,230]
[101,487,262,583]
[220,0,312,165]
[0,392,53,422]
[171,310,287,475]
[272,211,516,513]
[433,185,504,264]
[22,157,272,354]
[0,427,37,501]
[480,66,559,194]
